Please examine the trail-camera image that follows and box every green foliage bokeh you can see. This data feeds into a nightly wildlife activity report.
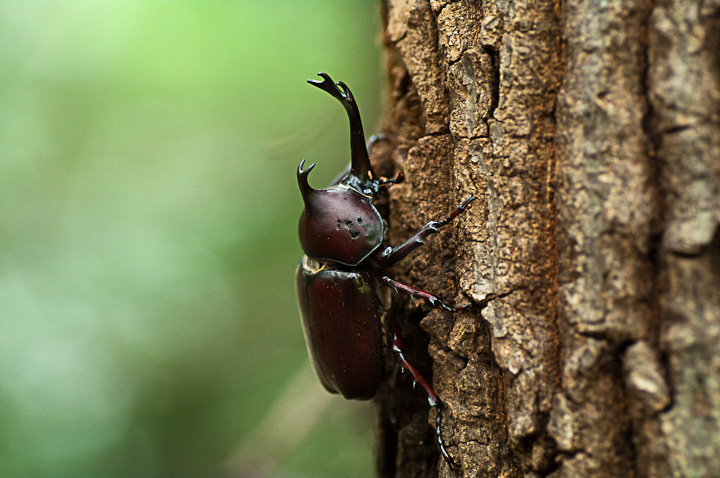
[0,2,382,477]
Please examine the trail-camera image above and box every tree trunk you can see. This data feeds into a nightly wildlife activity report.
[374,1,720,477]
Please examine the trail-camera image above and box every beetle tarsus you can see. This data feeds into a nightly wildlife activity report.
[378,171,405,187]
[391,322,456,469]
[377,196,475,267]
[434,298,457,313]
[433,403,457,469]
[434,194,477,228]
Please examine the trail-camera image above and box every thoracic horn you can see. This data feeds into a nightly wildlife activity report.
[297,160,317,211]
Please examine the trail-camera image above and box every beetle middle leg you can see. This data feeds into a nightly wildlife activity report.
[381,276,459,312]
[390,321,456,468]
[377,195,476,267]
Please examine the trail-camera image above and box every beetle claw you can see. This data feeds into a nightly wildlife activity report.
[433,405,458,470]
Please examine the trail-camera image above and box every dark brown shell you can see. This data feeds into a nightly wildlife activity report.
[296,264,384,400]
[298,177,383,265]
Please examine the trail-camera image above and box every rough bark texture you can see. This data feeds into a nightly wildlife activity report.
[375,1,720,477]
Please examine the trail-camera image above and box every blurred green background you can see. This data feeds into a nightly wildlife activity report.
[0,2,383,477]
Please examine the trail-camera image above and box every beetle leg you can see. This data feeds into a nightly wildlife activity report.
[329,164,352,186]
[378,171,405,188]
[382,276,457,312]
[390,321,456,469]
[367,133,388,151]
[378,195,476,267]
[368,134,406,188]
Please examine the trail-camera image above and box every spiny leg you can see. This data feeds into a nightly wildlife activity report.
[390,321,456,469]
[378,195,476,267]
[382,276,458,312]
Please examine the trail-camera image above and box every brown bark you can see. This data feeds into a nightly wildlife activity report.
[374,1,720,477]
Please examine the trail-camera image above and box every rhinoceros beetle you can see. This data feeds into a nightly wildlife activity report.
[296,72,474,468]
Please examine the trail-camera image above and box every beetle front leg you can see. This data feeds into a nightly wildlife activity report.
[378,195,476,267]
[390,321,456,469]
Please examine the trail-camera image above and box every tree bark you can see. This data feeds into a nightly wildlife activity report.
[374,1,720,477]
